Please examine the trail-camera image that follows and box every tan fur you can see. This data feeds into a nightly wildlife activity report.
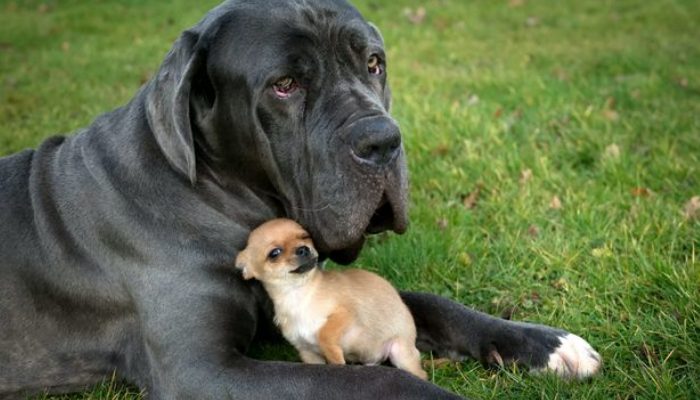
[318,308,351,364]
[235,218,427,380]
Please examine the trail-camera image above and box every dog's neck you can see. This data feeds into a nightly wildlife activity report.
[262,269,323,308]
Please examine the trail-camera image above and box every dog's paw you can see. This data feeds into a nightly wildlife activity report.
[534,333,601,379]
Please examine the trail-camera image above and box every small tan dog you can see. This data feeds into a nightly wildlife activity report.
[235,218,427,379]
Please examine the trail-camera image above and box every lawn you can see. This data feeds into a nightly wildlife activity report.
[1,0,698,399]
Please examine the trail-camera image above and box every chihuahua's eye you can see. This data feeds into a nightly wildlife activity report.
[268,248,282,259]
[272,76,298,98]
[367,54,382,75]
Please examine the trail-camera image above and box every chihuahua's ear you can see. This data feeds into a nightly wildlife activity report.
[235,249,256,280]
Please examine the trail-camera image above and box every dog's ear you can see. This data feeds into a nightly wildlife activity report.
[146,30,212,185]
[367,22,385,44]
[235,249,256,280]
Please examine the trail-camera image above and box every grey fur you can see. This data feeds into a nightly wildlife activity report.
[0,1,580,399]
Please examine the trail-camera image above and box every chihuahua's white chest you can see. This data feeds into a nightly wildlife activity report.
[270,285,328,351]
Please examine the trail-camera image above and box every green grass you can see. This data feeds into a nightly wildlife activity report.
[2,0,699,399]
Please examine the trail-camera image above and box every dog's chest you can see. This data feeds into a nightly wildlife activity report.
[272,289,327,349]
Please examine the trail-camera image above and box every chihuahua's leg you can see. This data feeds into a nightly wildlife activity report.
[317,308,352,364]
[299,349,326,364]
[389,338,428,380]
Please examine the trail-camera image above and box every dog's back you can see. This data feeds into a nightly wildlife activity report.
[323,268,415,337]
[312,269,416,361]
[0,135,134,396]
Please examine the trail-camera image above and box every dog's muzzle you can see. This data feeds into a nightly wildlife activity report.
[289,246,318,274]
[290,257,318,274]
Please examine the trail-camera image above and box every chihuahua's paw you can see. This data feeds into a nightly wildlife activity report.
[534,333,601,379]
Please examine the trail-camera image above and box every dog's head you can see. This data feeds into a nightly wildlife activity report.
[235,218,319,284]
[146,0,408,264]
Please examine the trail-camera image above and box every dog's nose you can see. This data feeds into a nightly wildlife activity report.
[350,117,401,166]
[295,246,311,258]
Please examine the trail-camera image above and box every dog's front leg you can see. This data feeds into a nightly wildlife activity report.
[400,291,601,379]
[135,269,463,399]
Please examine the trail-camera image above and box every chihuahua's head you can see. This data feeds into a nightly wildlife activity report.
[235,218,319,284]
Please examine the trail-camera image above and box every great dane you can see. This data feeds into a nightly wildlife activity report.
[0,0,601,398]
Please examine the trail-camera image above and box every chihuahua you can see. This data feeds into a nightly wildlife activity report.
[235,218,427,379]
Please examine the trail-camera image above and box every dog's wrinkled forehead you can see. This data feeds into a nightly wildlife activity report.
[207,1,381,88]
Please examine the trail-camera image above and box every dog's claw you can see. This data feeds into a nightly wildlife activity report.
[486,348,504,368]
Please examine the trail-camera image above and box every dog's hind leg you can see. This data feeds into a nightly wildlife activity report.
[388,338,427,380]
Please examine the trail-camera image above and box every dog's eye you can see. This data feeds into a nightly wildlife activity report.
[367,55,382,75]
[268,248,282,259]
[272,76,298,98]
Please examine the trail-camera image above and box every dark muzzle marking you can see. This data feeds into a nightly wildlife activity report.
[290,258,318,274]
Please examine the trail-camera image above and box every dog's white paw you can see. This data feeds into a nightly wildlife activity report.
[535,333,602,379]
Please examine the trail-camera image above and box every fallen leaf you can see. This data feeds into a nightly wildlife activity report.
[403,7,426,25]
[462,184,482,209]
[552,67,569,81]
[631,187,652,197]
[552,277,569,291]
[433,17,449,31]
[458,252,472,267]
[527,224,540,238]
[491,296,508,308]
[519,292,540,309]
[604,96,616,110]
[620,312,629,322]
[4,76,17,88]
[426,178,440,191]
[683,196,700,220]
[519,169,533,185]
[592,245,613,258]
[602,109,619,121]
[550,195,562,210]
[604,143,621,160]
[422,357,453,369]
[525,16,539,27]
[493,107,503,119]
[431,143,449,157]
[436,218,448,231]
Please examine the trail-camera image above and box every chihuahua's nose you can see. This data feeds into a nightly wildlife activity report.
[295,246,311,258]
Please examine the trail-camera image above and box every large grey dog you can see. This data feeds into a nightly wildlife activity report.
[0,0,601,398]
